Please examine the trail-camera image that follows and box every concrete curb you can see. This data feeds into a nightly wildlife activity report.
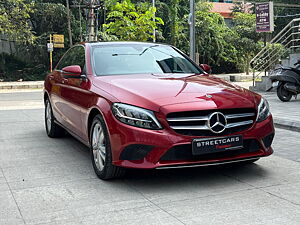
[0,81,44,89]
[274,118,300,133]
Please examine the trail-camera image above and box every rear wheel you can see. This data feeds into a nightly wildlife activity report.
[90,114,125,180]
[45,98,65,138]
[277,83,293,102]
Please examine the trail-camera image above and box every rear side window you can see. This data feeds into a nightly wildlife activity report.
[56,46,85,71]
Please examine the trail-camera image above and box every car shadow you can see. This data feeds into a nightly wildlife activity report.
[60,133,271,190]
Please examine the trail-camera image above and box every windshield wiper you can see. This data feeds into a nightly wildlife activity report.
[138,44,159,56]
[111,45,160,56]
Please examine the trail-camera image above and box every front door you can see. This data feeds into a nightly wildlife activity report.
[54,46,91,140]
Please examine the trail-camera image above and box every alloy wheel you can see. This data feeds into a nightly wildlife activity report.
[92,122,106,171]
[45,100,52,132]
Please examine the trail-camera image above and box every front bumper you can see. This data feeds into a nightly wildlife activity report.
[108,114,274,169]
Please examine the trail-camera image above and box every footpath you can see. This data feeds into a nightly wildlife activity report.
[0,74,299,133]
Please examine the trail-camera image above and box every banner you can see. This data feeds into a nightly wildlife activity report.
[256,2,274,33]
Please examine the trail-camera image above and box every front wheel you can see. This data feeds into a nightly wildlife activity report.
[45,99,65,138]
[277,83,293,102]
[90,115,125,180]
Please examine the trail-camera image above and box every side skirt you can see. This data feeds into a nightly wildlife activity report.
[54,120,90,148]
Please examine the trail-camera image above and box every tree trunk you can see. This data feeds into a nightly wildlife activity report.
[170,0,179,45]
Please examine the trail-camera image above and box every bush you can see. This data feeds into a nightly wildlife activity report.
[0,53,47,81]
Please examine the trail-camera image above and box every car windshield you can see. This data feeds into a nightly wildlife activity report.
[92,44,203,76]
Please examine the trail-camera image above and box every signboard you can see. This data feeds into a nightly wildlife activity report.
[256,2,274,33]
[53,34,64,48]
[47,43,53,52]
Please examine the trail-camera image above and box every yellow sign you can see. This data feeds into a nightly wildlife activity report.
[53,34,64,48]
[53,43,64,48]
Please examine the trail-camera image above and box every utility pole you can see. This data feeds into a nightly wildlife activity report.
[88,0,96,41]
[70,1,102,42]
[152,0,156,42]
[189,0,195,61]
[66,0,73,47]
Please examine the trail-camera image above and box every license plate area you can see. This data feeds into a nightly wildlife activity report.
[192,135,243,155]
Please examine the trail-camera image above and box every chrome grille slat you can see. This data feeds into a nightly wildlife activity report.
[170,125,209,130]
[225,120,254,128]
[225,113,255,119]
[166,109,256,136]
[167,116,208,122]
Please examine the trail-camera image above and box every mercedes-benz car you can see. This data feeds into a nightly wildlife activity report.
[44,42,274,180]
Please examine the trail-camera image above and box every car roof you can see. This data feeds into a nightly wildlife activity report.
[83,41,170,48]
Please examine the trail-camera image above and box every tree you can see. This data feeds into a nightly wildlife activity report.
[194,2,237,67]
[0,0,34,42]
[103,0,163,41]
[232,13,263,74]
[1,1,81,81]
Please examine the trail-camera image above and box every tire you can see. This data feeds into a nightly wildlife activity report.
[45,98,65,138]
[90,114,125,180]
[277,83,293,102]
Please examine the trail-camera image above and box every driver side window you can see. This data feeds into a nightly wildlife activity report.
[56,46,86,72]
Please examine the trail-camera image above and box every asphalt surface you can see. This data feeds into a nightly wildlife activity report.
[0,91,300,225]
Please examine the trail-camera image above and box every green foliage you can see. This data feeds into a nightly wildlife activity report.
[0,52,47,81]
[0,0,34,42]
[194,2,237,67]
[16,3,73,70]
[103,0,164,41]
[254,43,286,72]
[0,2,79,81]
[2,0,279,80]
[232,13,263,74]
[30,3,68,35]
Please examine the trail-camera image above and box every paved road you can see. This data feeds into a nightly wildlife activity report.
[0,91,300,225]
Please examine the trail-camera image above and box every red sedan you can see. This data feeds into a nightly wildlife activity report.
[44,42,274,179]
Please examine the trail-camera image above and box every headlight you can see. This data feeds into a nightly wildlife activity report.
[112,103,162,130]
[256,97,271,122]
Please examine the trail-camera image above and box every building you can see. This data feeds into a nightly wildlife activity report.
[209,0,251,26]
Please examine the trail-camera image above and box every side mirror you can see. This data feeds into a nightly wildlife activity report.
[200,64,212,74]
[62,65,82,78]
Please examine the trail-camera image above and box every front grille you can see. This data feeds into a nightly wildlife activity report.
[160,139,260,161]
[166,108,256,136]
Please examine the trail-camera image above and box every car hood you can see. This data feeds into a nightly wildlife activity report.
[92,73,259,112]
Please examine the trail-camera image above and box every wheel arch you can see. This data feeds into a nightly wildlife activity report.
[44,90,50,103]
[87,107,108,141]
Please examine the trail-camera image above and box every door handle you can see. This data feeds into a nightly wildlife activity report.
[62,78,68,84]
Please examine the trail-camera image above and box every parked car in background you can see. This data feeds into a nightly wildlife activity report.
[44,42,275,180]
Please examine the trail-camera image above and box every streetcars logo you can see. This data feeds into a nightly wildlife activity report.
[196,136,241,148]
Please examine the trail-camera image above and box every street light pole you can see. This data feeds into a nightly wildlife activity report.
[66,0,73,47]
[189,0,195,61]
[152,0,156,42]
[88,0,96,41]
